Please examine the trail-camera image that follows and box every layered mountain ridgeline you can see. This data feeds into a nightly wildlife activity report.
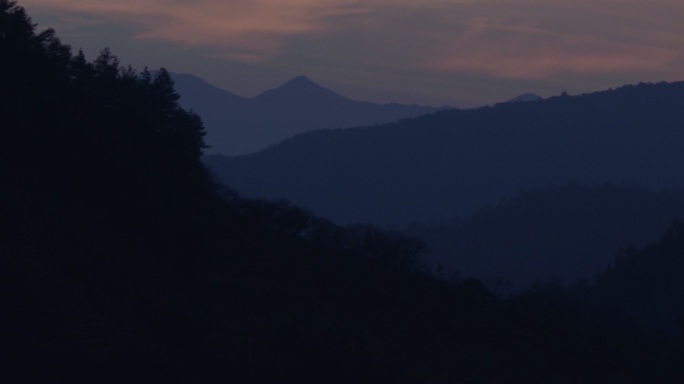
[206,81,684,227]
[3,2,684,382]
[407,183,684,291]
[172,73,441,156]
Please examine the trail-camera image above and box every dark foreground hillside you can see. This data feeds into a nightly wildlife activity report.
[2,1,683,382]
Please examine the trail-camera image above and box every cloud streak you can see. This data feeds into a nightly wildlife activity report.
[21,0,684,79]
[415,1,684,78]
[23,0,371,61]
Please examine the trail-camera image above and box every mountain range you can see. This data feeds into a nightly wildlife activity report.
[8,2,684,379]
[172,74,442,155]
[206,81,684,227]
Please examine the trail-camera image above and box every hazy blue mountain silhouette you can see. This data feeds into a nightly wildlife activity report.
[170,73,248,149]
[206,81,684,226]
[172,73,247,104]
[504,92,542,103]
[252,75,342,103]
[408,184,684,290]
[172,73,441,155]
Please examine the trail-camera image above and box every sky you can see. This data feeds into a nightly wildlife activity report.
[18,0,684,108]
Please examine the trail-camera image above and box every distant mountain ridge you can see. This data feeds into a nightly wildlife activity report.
[206,81,684,226]
[408,183,684,289]
[504,92,542,103]
[253,75,342,102]
[171,73,442,155]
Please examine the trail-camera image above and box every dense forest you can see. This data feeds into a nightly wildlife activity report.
[408,183,684,290]
[2,1,684,382]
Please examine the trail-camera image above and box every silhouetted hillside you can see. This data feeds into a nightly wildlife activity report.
[588,221,684,333]
[206,81,684,226]
[408,183,684,290]
[172,73,441,155]
[3,2,683,382]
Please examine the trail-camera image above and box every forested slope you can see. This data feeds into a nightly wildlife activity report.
[2,2,682,382]
[408,184,684,289]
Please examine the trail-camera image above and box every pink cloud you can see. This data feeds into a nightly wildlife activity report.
[411,1,684,79]
[20,0,684,77]
[22,0,371,61]
[424,26,681,78]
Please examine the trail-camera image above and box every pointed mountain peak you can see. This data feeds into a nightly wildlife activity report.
[253,75,348,102]
[287,75,314,84]
[274,75,326,92]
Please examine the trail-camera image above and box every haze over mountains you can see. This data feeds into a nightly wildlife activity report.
[206,81,684,287]
[207,81,684,226]
[172,73,442,155]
